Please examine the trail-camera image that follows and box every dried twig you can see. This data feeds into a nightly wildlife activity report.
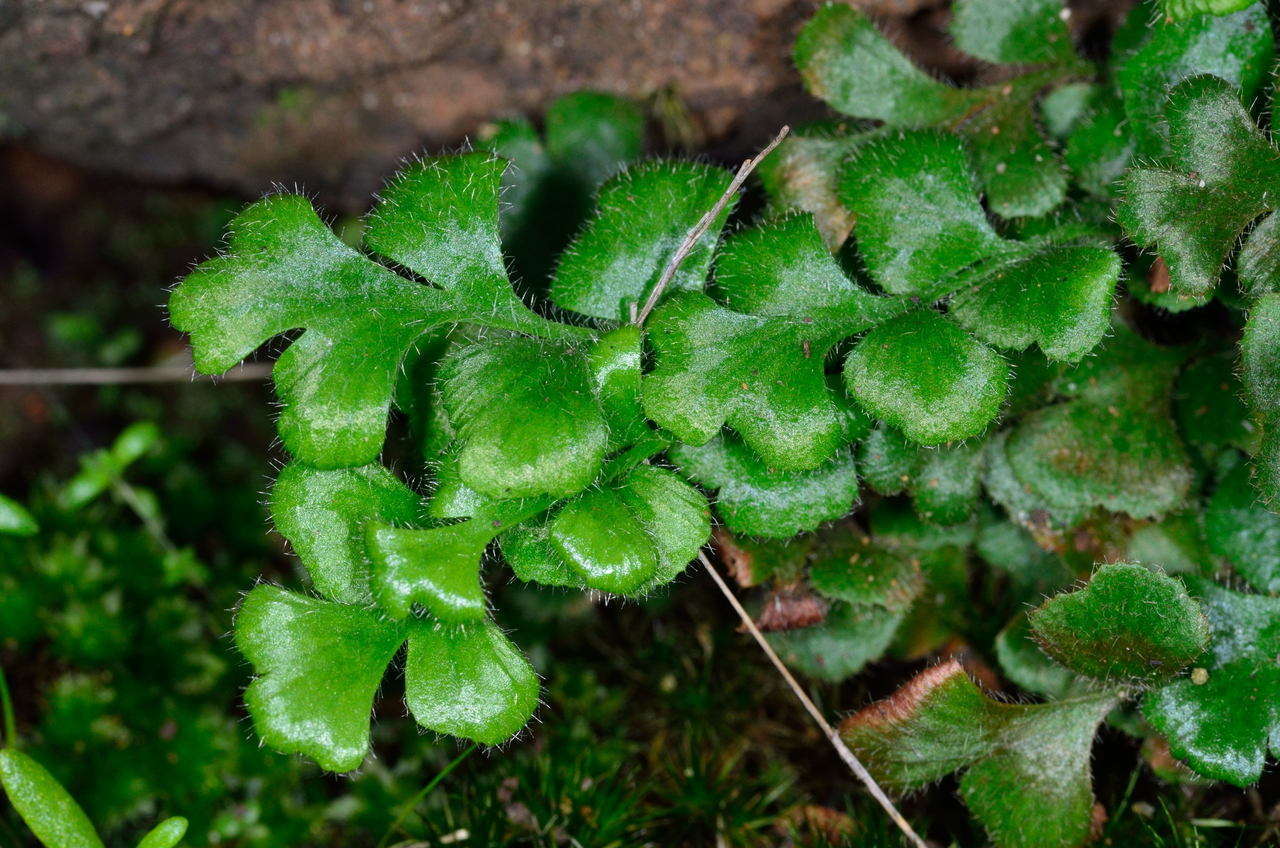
[698,551,930,848]
[0,362,272,386]
[633,125,790,325]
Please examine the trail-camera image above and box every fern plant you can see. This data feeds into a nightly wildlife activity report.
[166,2,1280,846]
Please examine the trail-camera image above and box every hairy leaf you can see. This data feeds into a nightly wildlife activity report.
[1144,578,1280,786]
[236,586,407,772]
[1205,460,1280,592]
[270,462,421,605]
[842,661,1116,848]
[844,310,1009,445]
[550,161,734,321]
[996,614,1091,700]
[235,584,541,767]
[366,495,550,623]
[860,427,987,525]
[797,2,1085,217]
[1001,326,1193,520]
[170,153,586,468]
[1030,562,1208,684]
[949,0,1076,66]
[840,132,1003,297]
[947,246,1119,363]
[1175,350,1256,456]
[668,433,859,538]
[502,465,709,594]
[841,131,1119,365]
[1159,0,1259,19]
[643,215,905,469]
[1118,75,1280,299]
[770,602,903,682]
[808,533,923,612]
[1116,9,1272,162]
[404,620,539,744]
[439,336,610,499]
[1241,294,1280,506]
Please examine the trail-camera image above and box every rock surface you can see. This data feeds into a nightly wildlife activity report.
[0,0,1125,208]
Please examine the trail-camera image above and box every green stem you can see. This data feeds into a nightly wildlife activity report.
[0,665,16,749]
[376,744,477,848]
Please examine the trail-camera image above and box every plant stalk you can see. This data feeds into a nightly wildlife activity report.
[698,551,929,848]
[634,125,790,325]
[376,743,478,848]
[0,665,16,750]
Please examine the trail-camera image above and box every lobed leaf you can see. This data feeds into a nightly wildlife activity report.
[795,4,971,127]
[235,586,407,773]
[844,310,1009,446]
[859,426,987,525]
[642,215,906,470]
[1000,326,1194,520]
[270,462,421,605]
[841,131,1120,367]
[170,153,587,468]
[439,336,610,500]
[550,161,735,321]
[1118,74,1280,299]
[947,245,1119,364]
[841,660,1116,848]
[996,614,1092,700]
[1144,578,1280,786]
[366,494,550,623]
[1029,562,1209,684]
[235,583,541,769]
[1115,8,1272,162]
[502,465,709,594]
[770,602,903,682]
[808,533,923,612]
[1159,0,1259,19]
[668,433,859,538]
[839,131,1003,297]
[798,2,1084,217]
[404,620,538,744]
[949,0,1076,66]
[1241,294,1280,506]
[1205,460,1280,592]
